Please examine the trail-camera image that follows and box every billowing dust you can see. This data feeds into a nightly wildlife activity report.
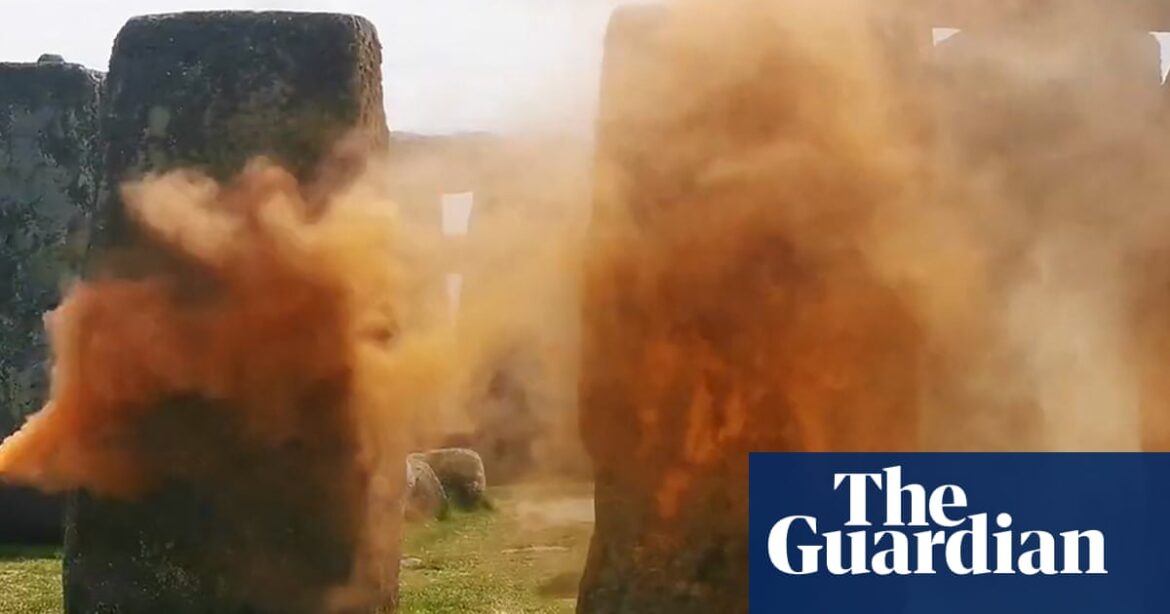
[383,135,592,481]
[0,157,405,495]
[0,132,589,502]
[0,0,1168,542]
[580,0,1170,523]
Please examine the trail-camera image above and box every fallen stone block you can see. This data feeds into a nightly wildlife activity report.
[422,448,487,510]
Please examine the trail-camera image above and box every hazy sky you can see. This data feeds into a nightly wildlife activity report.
[0,0,628,135]
[6,2,1170,135]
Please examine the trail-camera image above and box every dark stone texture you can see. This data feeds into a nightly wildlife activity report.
[94,10,388,249]
[0,486,63,543]
[0,60,102,544]
[65,12,393,614]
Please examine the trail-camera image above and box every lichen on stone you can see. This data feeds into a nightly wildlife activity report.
[0,61,102,434]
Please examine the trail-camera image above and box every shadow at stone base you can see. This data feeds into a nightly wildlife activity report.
[0,486,63,544]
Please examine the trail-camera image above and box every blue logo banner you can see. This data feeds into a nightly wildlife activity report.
[749,453,1170,613]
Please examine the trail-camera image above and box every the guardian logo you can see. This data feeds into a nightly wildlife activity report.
[768,466,1107,577]
[750,454,1170,613]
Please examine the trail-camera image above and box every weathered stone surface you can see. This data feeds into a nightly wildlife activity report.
[93,10,388,248]
[422,448,487,510]
[577,5,921,613]
[65,12,394,614]
[405,454,448,522]
[0,59,101,543]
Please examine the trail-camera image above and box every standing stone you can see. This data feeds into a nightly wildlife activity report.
[65,12,394,614]
[577,6,921,613]
[0,59,101,542]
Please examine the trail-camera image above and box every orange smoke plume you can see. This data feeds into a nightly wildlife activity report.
[0,158,401,498]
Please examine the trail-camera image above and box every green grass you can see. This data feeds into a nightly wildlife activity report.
[0,484,593,613]
[399,483,592,614]
[0,546,62,614]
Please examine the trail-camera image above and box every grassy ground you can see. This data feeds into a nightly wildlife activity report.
[400,482,592,614]
[0,483,593,613]
[0,545,62,614]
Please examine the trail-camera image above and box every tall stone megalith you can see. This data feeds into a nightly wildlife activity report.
[64,12,395,614]
[577,6,922,613]
[0,57,101,543]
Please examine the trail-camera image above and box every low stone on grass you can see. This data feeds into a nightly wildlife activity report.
[422,448,489,511]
